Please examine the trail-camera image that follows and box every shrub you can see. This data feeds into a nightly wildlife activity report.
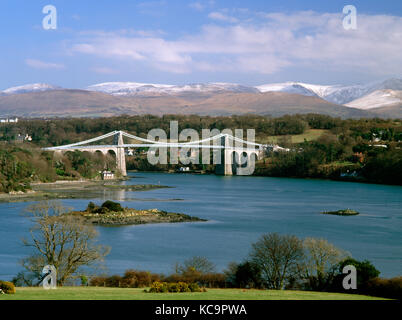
[94,207,109,214]
[233,262,264,289]
[365,277,402,300]
[121,270,160,288]
[149,281,169,293]
[163,272,226,288]
[189,282,201,292]
[199,273,227,288]
[167,282,180,292]
[90,270,161,288]
[89,276,108,287]
[339,258,380,287]
[148,281,203,293]
[331,258,380,293]
[86,202,97,212]
[0,281,16,294]
[104,275,123,287]
[164,272,200,284]
[80,275,88,286]
[101,200,124,212]
[89,275,122,287]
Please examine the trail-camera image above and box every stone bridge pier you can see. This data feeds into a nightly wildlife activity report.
[113,131,127,176]
[54,132,127,176]
[215,135,262,176]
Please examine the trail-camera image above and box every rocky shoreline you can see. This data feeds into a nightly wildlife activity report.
[321,209,360,216]
[69,205,206,226]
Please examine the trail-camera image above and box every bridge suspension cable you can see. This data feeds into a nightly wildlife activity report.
[43,130,266,151]
[121,131,227,146]
[43,131,119,150]
[228,135,264,147]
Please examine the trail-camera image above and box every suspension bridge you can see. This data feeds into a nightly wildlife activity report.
[43,131,269,176]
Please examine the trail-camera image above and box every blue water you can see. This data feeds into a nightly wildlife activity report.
[0,172,401,280]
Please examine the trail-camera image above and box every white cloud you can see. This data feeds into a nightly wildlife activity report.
[189,1,215,12]
[25,59,65,70]
[189,2,204,11]
[69,11,402,77]
[208,12,238,23]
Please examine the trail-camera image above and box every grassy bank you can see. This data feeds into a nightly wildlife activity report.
[0,287,386,300]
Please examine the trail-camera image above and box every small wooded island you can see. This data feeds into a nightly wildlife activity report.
[321,209,360,216]
[68,200,206,226]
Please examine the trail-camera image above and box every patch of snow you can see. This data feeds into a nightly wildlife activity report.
[345,90,402,109]
[2,83,61,95]
[86,82,258,95]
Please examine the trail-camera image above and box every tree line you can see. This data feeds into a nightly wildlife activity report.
[0,114,401,192]
[0,146,116,193]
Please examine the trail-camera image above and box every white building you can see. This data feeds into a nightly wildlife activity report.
[126,148,135,156]
[101,170,115,180]
[0,117,18,123]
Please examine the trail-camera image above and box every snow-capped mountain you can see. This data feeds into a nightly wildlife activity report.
[2,79,401,111]
[2,83,61,95]
[256,82,321,97]
[256,81,377,105]
[87,82,175,96]
[320,79,402,105]
[346,89,402,110]
[256,78,402,106]
[88,79,402,107]
[86,82,258,96]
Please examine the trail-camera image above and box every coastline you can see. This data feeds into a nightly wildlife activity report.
[0,179,170,203]
[2,169,401,204]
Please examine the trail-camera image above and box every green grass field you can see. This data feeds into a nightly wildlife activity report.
[256,129,328,143]
[290,129,327,144]
[259,129,327,144]
[0,287,386,300]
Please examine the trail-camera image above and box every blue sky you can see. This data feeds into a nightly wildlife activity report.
[1,0,402,89]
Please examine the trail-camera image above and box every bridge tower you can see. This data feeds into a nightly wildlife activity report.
[215,135,233,175]
[215,135,258,176]
[113,131,127,176]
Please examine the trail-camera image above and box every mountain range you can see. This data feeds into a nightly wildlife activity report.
[0,79,401,118]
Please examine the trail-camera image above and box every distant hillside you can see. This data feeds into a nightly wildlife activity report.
[179,92,371,117]
[0,90,136,117]
[1,78,402,118]
[369,104,402,119]
[0,89,374,118]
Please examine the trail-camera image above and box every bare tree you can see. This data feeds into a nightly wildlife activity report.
[176,256,216,275]
[301,238,349,290]
[21,201,110,286]
[249,233,304,289]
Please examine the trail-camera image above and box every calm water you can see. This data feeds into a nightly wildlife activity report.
[0,172,401,280]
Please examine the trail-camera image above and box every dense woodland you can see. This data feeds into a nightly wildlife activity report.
[0,114,401,192]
